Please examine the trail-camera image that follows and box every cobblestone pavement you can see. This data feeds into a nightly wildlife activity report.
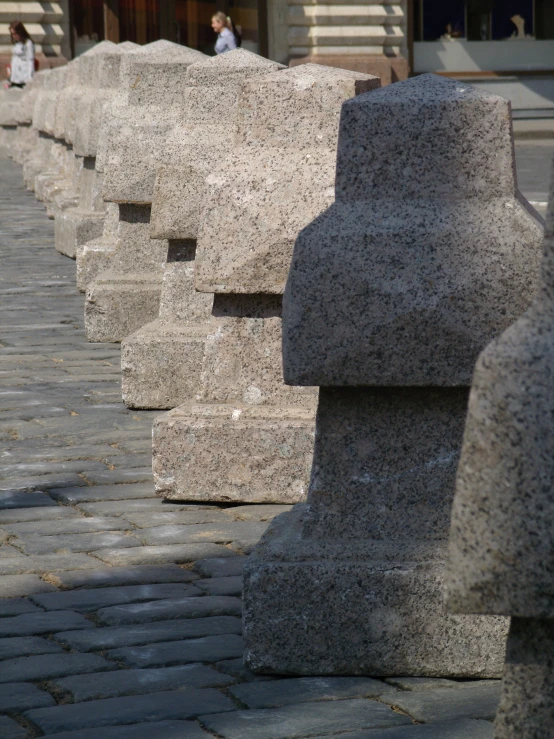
[1,142,549,738]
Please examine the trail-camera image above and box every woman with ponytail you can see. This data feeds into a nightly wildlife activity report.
[211,11,241,54]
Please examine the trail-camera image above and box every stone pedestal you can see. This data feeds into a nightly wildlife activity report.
[54,42,139,259]
[290,54,408,86]
[121,49,283,409]
[84,42,207,343]
[152,64,379,503]
[244,74,544,675]
[445,147,554,731]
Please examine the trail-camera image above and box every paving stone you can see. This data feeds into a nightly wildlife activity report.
[31,583,203,612]
[0,574,57,597]
[0,473,87,492]
[226,505,293,522]
[0,715,29,739]
[0,553,101,576]
[55,616,243,651]
[0,460,108,479]
[41,720,212,738]
[200,699,411,739]
[124,510,233,528]
[0,506,80,524]
[308,720,495,738]
[0,682,55,712]
[83,469,154,486]
[0,652,113,683]
[194,557,246,578]
[137,522,269,546]
[14,531,142,555]
[195,577,242,597]
[0,610,94,637]
[76,499,171,516]
[49,483,155,504]
[0,636,64,660]
[93,543,236,567]
[0,490,56,509]
[48,564,199,589]
[109,634,244,668]
[0,598,40,616]
[50,664,234,702]
[385,678,474,691]
[97,596,242,625]
[25,689,236,733]
[0,545,27,559]
[230,677,397,709]
[382,683,502,723]
[2,517,133,536]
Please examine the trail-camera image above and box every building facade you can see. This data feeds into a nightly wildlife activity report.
[2,1,553,114]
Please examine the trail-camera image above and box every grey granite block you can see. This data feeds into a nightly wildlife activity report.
[0,610,94,637]
[97,596,242,625]
[0,553,100,576]
[41,720,212,738]
[49,664,234,701]
[25,688,235,733]
[199,699,411,739]
[48,564,199,589]
[0,507,80,524]
[0,574,57,597]
[194,557,246,578]
[0,598,40,616]
[108,634,244,667]
[14,531,142,555]
[382,682,502,722]
[55,616,243,651]
[309,719,494,738]
[49,483,154,503]
[196,577,242,597]
[92,543,235,567]
[0,652,113,683]
[30,583,202,612]
[0,636,64,660]
[2,517,132,536]
[230,677,397,708]
[0,682,55,712]
[0,491,56,509]
[0,716,29,739]
[136,522,269,546]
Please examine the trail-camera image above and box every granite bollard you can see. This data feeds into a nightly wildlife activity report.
[445,157,554,735]
[55,42,139,259]
[152,64,379,504]
[121,48,283,409]
[243,74,544,675]
[84,42,207,343]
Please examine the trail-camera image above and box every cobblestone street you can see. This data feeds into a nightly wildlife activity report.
[0,143,550,738]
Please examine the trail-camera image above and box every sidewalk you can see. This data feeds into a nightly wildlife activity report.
[0,152,499,738]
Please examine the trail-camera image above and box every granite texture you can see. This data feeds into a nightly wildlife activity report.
[445,165,554,615]
[152,64,375,502]
[493,619,554,738]
[243,75,537,676]
[122,50,280,409]
[281,74,544,387]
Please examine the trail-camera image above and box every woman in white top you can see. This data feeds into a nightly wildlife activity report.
[211,12,240,55]
[7,21,35,88]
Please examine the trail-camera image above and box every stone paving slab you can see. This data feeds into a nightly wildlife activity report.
[0,148,539,738]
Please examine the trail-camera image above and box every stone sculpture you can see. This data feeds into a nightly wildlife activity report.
[121,48,284,409]
[243,74,544,675]
[445,157,554,736]
[151,64,379,504]
[84,42,207,343]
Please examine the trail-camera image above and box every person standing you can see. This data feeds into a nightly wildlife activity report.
[6,21,35,88]
[211,12,240,55]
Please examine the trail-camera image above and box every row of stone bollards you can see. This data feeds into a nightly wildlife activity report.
[0,40,552,736]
